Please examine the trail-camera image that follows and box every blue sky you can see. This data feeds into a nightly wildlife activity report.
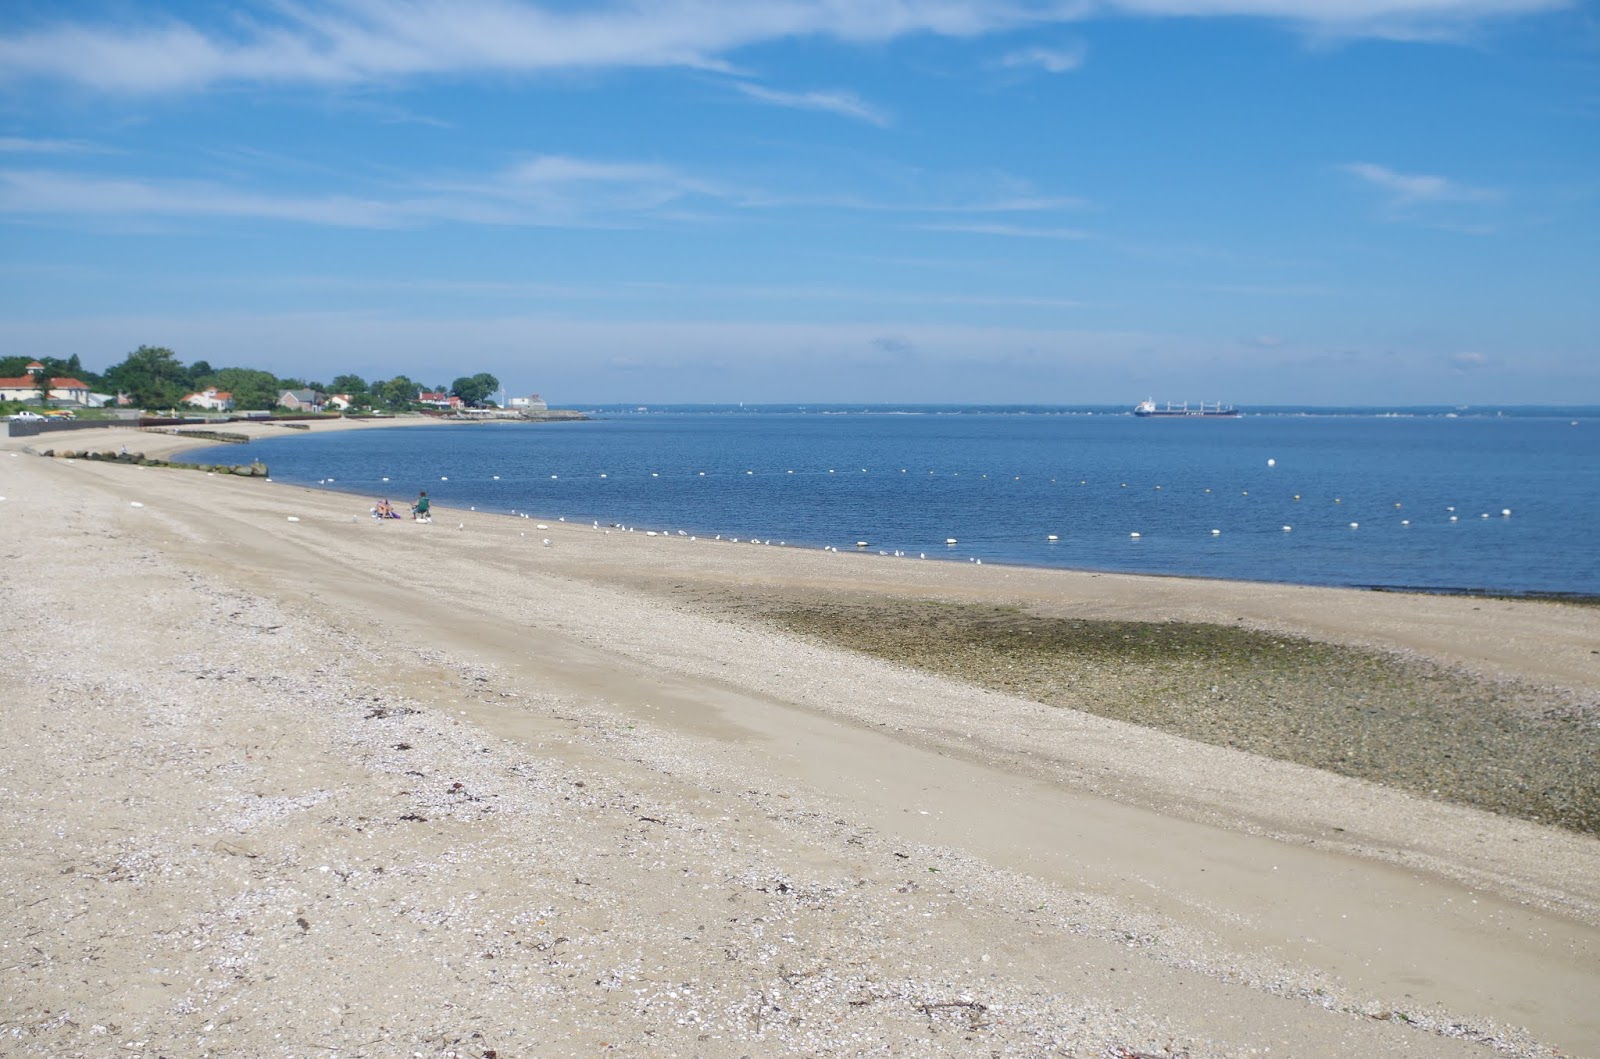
[1,1,1596,404]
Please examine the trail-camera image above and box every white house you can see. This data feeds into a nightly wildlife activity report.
[182,387,235,411]
[507,393,548,411]
[0,361,93,406]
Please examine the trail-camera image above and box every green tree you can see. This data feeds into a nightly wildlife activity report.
[330,373,369,395]
[375,375,421,409]
[450,372,500,407]
[194,367,283,411]
[187,359,214,386]
[104,345,188,409]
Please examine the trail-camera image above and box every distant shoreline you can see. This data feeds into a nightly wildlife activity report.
[70,416,1595,607]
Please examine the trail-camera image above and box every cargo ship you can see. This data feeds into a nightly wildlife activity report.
[1134,398,1240,418]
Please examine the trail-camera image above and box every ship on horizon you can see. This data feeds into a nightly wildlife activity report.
[1134,398,1240,418]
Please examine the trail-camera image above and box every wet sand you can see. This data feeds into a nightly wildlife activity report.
[3,423,1598,1058]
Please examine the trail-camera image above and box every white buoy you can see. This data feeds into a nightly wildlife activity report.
[651,472,658,477]
[946,538,958,545]
[1129,531,1141,538]
[1211,529,1221,535]
[1401,519,1410,526]
[1282,525,1292,532]
[1350,522,1359,529]
[1267,458,1276,467]
[698,472,705,476]
[1450,515,1458,521]
[1502,508,1511,517]
[492,475,499,480]
[856,541,869,548]
[599,473,607,478]
[381,476,389,482]
[1047,534,1058,541]
[440,476,447,481]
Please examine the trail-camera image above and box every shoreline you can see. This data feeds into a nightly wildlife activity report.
[5,421,1599,1057]
[138,419,1600,604]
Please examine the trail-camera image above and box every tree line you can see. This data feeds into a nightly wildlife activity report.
[2,347,501,413]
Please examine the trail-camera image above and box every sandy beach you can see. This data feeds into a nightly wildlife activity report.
[3,418,1598,1059]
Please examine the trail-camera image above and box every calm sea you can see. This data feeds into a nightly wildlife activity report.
[192,407,1600,596]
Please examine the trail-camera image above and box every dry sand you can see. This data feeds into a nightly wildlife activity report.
[2,419,1598,1059]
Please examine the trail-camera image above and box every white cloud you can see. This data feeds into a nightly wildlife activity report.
[1342,162,1501,228]
[999,42,1087,73]
[0,169,409,226]
[0,136,104,154]
[1343,161,1498,206]
[1102,0,1569,40]
[0,154,736,229]
[0,0,1570,95]
[917,221,1094,239]
[732,83,890,126]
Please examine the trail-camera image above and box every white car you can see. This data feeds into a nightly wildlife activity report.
[8,411,47,422]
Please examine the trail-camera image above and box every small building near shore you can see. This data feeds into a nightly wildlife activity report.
[182,387,235,412]
[277,388,325,413]
[507,393,548,411]
[417,390,463,410]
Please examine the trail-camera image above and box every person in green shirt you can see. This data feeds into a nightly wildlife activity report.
[412,491,431,521]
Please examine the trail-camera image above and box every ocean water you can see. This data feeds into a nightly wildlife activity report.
[192,408,1600,595]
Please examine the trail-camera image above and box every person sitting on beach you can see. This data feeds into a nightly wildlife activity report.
[374,498,399,519]
[412,491,431,521]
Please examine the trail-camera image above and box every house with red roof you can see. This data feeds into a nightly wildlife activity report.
[0,361,93,406]
[182,387,235,411]
[417,390,462,409]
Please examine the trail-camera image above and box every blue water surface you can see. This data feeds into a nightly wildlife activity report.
[192,409,1600,595]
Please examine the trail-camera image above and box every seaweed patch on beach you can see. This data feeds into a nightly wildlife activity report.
[725,595,1600,835]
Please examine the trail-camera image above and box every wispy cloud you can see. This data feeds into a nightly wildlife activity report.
[1342,161,1501,228]
[0,153,737,229]
[1102,0,1571,41]
[0,136,105,154]
[917,221,1094,239]
[0,0,1570,95]
[732,82,891,125]
[1343,161,1498,206]
[0,1,1063,95]
[999,42,1087,73]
